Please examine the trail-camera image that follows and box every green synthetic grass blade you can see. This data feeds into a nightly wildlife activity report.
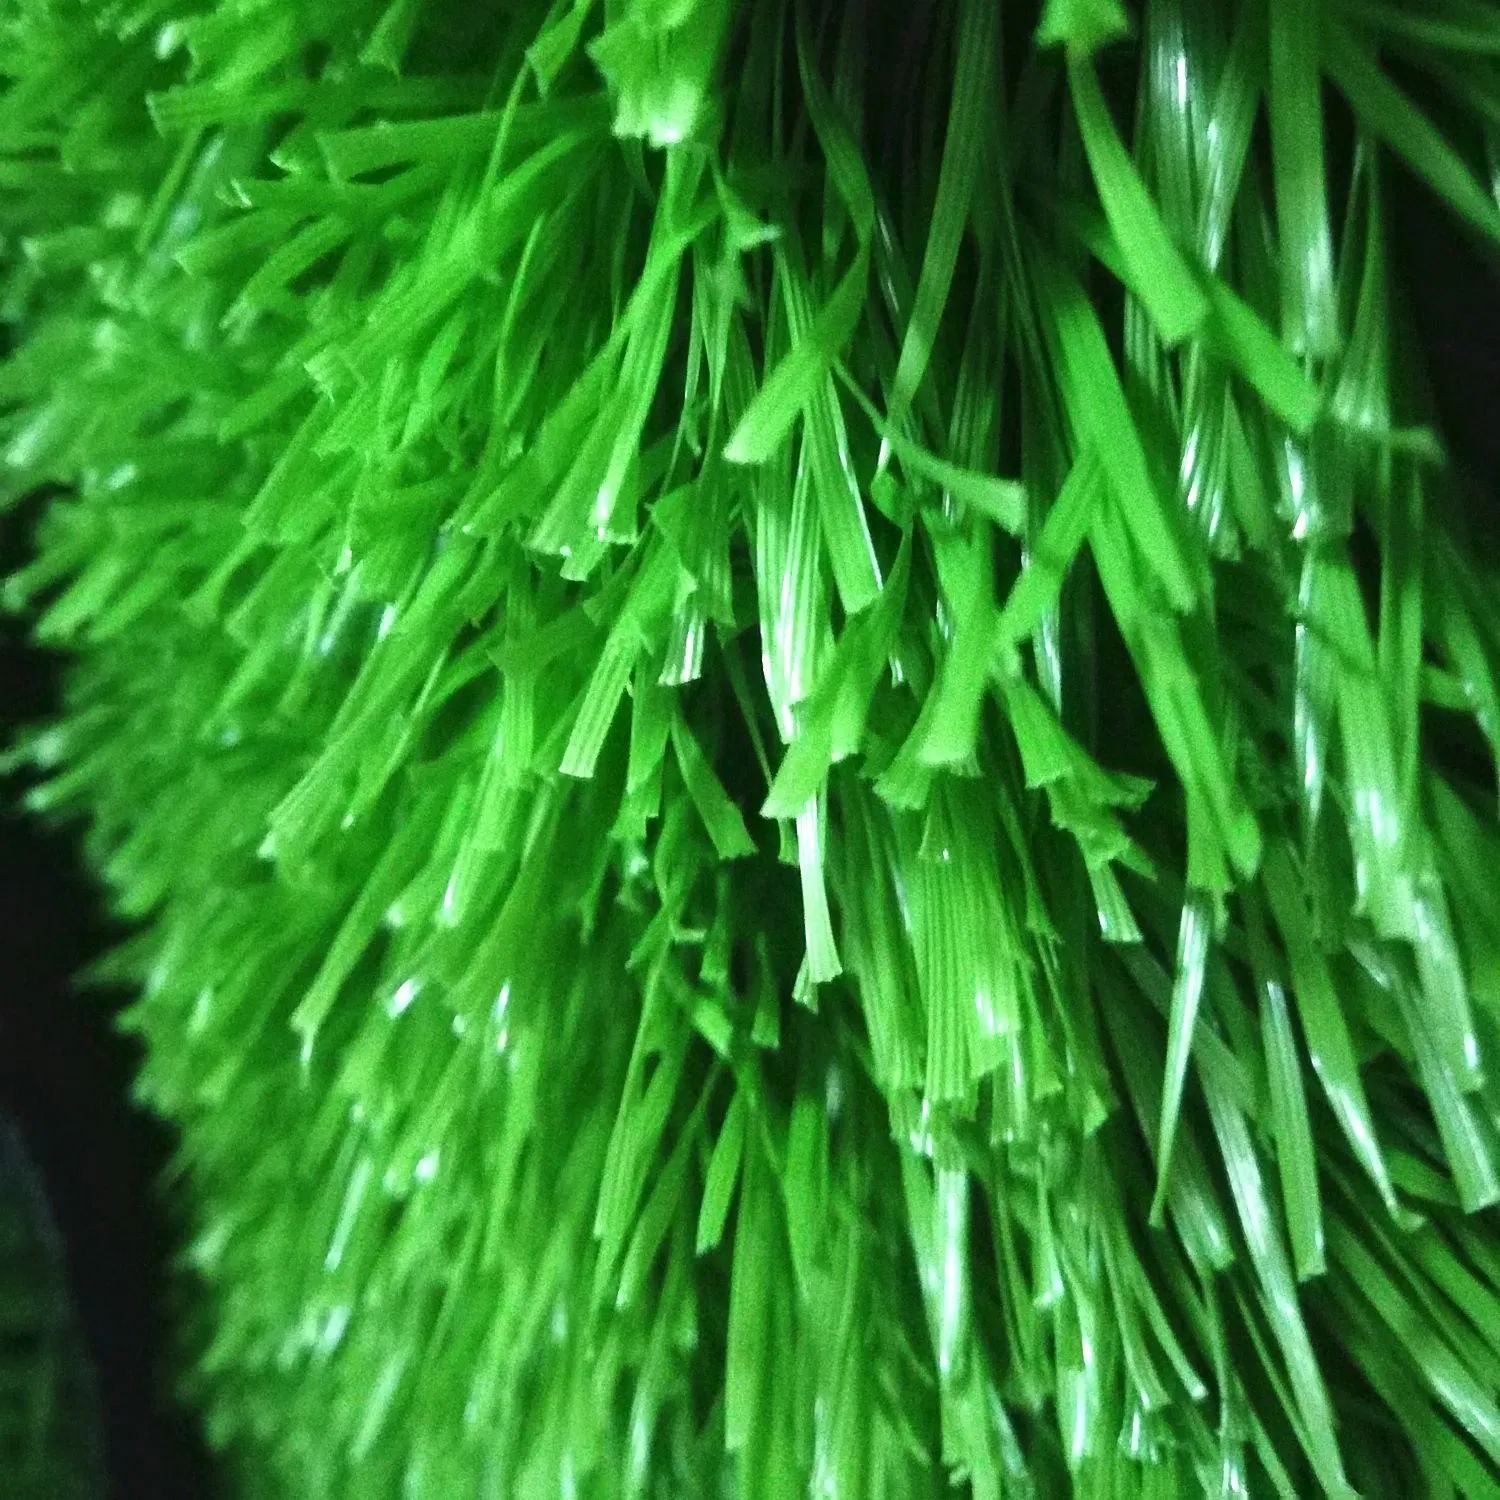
[10,0,1500,1496]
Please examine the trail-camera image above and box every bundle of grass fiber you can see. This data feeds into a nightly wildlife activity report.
[7,0,1500,1492]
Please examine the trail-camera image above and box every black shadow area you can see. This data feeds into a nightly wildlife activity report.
[0,496,222,1500]
[1390,163,1500,514]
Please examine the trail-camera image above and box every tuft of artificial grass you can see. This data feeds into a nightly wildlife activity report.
[7,0,1500,1494]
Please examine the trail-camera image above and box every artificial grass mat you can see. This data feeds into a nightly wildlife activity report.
[7,0,1500,1494]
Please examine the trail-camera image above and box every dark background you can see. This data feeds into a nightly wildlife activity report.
[0,155,1494,1500]
[0,488,222,1498]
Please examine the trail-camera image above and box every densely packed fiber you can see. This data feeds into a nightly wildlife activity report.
[7,0,1500,1494]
